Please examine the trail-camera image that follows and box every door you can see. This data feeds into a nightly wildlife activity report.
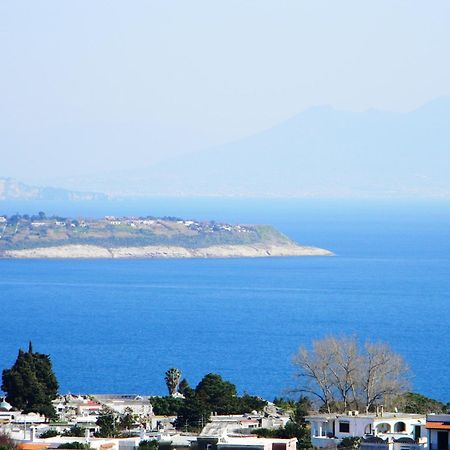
[437,431,449,450]
[414,425,421,440]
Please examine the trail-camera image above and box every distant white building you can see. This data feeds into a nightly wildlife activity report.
[306,410,427,449]
[0,216,7,223]
[94,394,153,416]
[217,436,297,450]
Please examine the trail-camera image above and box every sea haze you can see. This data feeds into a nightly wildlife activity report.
[1,199,449,401]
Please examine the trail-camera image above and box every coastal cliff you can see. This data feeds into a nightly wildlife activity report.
[3,243,332,259]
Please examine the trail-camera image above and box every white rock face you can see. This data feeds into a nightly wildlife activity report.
[3,243,333,259]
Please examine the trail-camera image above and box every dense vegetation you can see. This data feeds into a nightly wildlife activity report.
[138,440,159,450]
[93,406,139,438]
[391,392,449,414]
[57,443,90,449]
[149,372,267,431]
[1,342,58,418]
[150,396,184,416]
[39,429,59,438]
[176,373,267,430]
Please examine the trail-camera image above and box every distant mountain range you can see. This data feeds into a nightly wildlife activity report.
[0,178,107,201]
[5,96,450,198]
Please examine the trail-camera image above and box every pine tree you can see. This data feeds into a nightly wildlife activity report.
[1,343,58,418]
[178,378,191,396]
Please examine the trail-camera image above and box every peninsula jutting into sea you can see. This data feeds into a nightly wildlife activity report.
[0,213,332,259]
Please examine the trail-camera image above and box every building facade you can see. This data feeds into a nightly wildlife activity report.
[426,414,450,450]
[306,411,427,449]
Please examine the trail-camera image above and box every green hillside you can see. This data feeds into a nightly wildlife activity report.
[0,213,294,252]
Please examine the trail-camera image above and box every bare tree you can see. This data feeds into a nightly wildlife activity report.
[292,336,409,413]
[360,341,410,410]
[326,336,360,410]
[292,339,337,413]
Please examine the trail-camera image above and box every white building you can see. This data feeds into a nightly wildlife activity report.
[216,436,297,450]
[426,414,450,450]
[93,394,153,417]
[306,411,427,449]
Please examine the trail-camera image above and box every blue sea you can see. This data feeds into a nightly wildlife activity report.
[1,199,450,402]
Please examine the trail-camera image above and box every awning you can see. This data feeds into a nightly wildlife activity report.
[426,422,450,430]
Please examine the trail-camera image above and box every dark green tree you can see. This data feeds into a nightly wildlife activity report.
[57,443,89,449]
[195,373,237,414]
[63,426,86,437]
[40,429,59,438]
[119,407,136,431]
[138,440,159,450]
[150,396,184,416]
[178,379,190,396]
[1,343,58,418]
[175,389,210,431]
[95,409,118,437]
[175,372,268,431]
[236,394,267,413]
[292,396,312,424]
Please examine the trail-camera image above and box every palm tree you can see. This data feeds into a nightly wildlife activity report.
[165,368,181,396]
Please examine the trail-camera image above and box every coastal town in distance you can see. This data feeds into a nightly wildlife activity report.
[0,213,331,259]
[1,339,450,450]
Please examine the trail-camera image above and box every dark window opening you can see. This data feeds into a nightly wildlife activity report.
[339,421,350,433]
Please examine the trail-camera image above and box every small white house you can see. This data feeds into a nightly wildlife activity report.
[306,411,427,449]
[426,414,450,450]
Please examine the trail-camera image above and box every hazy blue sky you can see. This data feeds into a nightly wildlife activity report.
[1,1,450,181]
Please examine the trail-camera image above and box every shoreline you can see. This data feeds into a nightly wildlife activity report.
[0,243,333,259]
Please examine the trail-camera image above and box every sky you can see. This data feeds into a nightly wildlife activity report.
[1,1,450,182]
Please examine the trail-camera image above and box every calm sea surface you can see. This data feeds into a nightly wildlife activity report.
[1,199,450,401]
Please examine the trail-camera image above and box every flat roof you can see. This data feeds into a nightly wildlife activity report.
[306,413,425,421]
[221,437,297,445]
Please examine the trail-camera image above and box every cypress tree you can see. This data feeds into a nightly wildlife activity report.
[1,343,58,418]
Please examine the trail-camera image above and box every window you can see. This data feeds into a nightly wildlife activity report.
[339,421,350,433]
